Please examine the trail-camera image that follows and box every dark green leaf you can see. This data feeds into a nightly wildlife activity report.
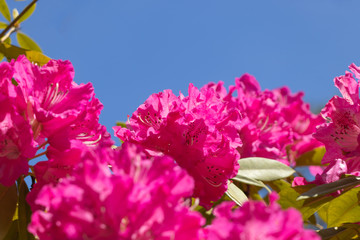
[0,42,50,65]
[322,187,360,228]
[16,32,41,52]
[232,174,267,188]
[237,157,295,181]
[295,147,325,166]
[18,179,34,240]
[297,176,360,200]
[17,3,36,23]
[0,0,11,22]
[225,181,248,206]
[317,226,346,240]
[0,184,17,239]
[328,223,360,240]
[3,220,19,240]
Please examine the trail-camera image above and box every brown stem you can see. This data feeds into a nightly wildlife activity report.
[28,150,47,161]
[0,0,38,41]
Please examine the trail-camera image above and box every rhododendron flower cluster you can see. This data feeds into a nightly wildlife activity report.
[114,85,242,208]
[215,73,323,164]
[206,193,320,240]
[294,64,360,187]
[0,55,324,239]
[28,142,205,240]
[115,72,323,208]
[314,64,360,178]
[0,56,112,186]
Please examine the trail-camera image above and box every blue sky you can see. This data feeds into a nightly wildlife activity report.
[5,0,360,143]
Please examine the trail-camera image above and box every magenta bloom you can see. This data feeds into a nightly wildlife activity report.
[1,55,112,150]
[229,74,323,165]
[314,64,360,174]
[0,56,112,185]
[0,95,37,186]
[115,85,241,208]
[28,142,205,240]
[206,193,320,240]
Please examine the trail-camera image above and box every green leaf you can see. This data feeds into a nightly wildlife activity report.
[16,32,41,52]
[316,226,346,240]
[237,157,295,181]
[0,183,18,239]
[0,21,7,29]
[0,36,10,62]
[0,0,11,22]
[232,175,267,188]
[277,187,304,210]
[297,176,360,200]
[327,223,360,240]
[295,146,326,166]
[321,187,360,228]
[267,179,291,192]
[116,121,127,128]
[225,181,248,206]
[18,179,35,240]
[267,180,304,210]
[0,42,50,66]
[3,220,19,240]
[17,3,36,23]
[300,196,332,221]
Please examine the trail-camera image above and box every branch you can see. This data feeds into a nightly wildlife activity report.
[0,0,38,41]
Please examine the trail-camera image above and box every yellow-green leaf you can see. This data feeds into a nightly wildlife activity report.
[0,36,10,61]
[295,147,325,166]
[300,196,332,221]
[116,121,127,128]
[322,187,360,228]
[267,179,291,192]
[16,32,41,52]
[0,21,7,29]
[277,187,304,210]
[0,42,50,65]
[0,184,17,239]
[18,3,36,23]
[0,0,11,22]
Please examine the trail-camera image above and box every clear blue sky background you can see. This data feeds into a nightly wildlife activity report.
[5,0,360,143]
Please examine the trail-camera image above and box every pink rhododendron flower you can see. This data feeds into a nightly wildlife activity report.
[28,142,205,240]
[292,158,357,189]
[115,74,322,207]
[0,56,112,149]
[0,95,37,186]
[206,193,320,240]
[115,85,241,208]
[0,55,112,185]
[314,63,360,174]
[229,74,323,165]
